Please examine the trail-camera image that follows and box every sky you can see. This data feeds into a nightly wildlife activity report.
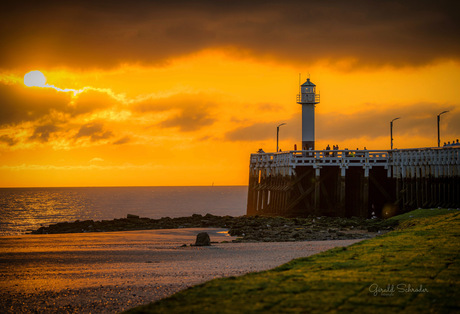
[0,0,459,187]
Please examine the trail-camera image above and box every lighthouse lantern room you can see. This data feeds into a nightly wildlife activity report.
[297,78,320,150]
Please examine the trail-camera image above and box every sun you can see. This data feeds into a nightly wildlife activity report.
[24,70,47,87]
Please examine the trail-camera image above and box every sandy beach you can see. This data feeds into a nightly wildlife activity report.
[0,228,363,313]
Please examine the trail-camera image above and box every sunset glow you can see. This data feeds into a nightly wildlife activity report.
[1,1,459,187]
[24,71,47,87]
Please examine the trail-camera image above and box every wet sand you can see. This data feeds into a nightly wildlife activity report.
[0,229,363,313]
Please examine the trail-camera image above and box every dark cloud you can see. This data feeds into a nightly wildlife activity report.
[1,0,459,69]
[113,136,131,145]
[317,103,460,141]
[0,135,18,146]
[159,106,215,132]
[134,94,216,131]
[0,82,115,127]
[226,122,287,142]
[75,122,113,141]
[225,103,460,143]
[29,124,60,142]
[0,83,70,126]
[68,90,114,117]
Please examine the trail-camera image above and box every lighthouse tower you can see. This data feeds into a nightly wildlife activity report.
[297,78,320,150]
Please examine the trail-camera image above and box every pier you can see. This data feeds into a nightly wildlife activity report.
[247,147,460,218]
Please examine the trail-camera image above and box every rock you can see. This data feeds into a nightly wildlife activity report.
[127,214,139,219]
[367,226,379,232]
[194,232,211,246]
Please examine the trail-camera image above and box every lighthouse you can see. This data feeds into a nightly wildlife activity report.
[297,77,320,150]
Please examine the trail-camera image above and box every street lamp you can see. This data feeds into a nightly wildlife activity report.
[276,123,286,152]
[437,111,449,147]
[390,117,401,150]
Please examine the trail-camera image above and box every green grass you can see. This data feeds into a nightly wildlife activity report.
[388,207,457,222]
[125,210,460,313]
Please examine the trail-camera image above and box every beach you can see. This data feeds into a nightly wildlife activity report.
[0,228,363,313]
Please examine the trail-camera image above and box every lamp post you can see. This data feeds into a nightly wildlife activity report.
[437,111,449,147]
[276,123,286,152]
[390,117,401,150]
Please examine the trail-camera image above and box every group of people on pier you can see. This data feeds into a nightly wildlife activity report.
[443,139,460,147]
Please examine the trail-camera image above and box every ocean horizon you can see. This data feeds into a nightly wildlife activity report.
[0,186,248,236]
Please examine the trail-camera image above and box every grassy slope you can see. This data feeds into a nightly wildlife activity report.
[388,208,456,222]
[126,210,460,313]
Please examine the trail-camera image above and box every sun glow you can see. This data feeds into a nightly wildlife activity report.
[24,70,84,95]
[24,70,46,87]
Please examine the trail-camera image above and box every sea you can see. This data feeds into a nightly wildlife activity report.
[0,186,248,236]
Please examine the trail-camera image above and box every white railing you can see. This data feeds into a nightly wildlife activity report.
[250,149,389,169]
[250,147,460,178]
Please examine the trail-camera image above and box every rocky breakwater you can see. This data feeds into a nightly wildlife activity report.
[31,214,398,242]
[228,216,397,242]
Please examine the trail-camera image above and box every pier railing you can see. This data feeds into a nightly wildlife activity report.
[250,147,460,177]
[250,149,389,169]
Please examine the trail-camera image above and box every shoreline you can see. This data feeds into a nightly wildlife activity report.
[0,228,364,313]
[30,213,397,243]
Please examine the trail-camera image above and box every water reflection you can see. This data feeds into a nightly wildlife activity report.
[0,187,247,235]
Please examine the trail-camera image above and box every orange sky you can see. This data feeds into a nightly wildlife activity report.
[1,1,459,187]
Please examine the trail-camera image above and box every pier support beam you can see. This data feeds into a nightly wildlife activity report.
[361,172,369,218]
[314,168,321,215]
[337,168,346,217]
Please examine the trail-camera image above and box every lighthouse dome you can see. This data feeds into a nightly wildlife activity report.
[301,78,316,87]
[297,77,319,104]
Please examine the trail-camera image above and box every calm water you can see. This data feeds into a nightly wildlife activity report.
[0,186,248,236]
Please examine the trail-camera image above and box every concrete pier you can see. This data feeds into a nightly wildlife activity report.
[247,147,460,218]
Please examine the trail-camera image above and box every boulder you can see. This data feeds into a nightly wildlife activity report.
[367,226,379,232]
[194,232,211,246]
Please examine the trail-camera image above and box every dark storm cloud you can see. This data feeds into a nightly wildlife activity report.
[75,122,113,141]
[225,103,460,142]
[1,0,459,69]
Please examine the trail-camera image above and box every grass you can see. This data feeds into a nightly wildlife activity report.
[388,207,457,222]
[125,209,460,313]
